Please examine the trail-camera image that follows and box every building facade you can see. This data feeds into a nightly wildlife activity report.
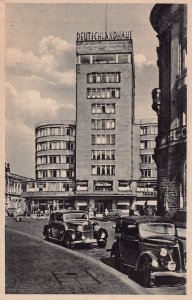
[150,4,187,215]
[75,32,136,213]
[22,121,76,212]
[133,119,158,208]
[5,163,31,212]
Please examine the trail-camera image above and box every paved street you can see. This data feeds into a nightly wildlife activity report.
[5,216,186,294]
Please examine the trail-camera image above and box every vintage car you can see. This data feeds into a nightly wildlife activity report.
[43,210,108,248]
[111,216,186,287]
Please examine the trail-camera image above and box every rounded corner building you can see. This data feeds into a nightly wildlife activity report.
[24,120,76,212]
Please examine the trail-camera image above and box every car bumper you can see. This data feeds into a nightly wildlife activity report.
[71,238,98,245]
[152,270,186,278]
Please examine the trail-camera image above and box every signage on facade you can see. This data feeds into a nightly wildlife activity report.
[77,31,132,41]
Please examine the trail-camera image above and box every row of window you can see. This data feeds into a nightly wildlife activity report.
[91,119,115,130]
[27,182,74,192]
[91,165,115,176]
[140,126,158,135]
[36,127,75,138]
[92,103,115,114]
[87,88,120,99]
[78,53,132,65]
[87,72,120,84]
[36,155,75,165]
[140,140,156,149]
[37,141,75,151]
[92,150,115,160]
[141,155,154,164]
[37,169,75,179]
[92,134,115,145]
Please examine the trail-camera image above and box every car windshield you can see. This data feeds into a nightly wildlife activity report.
[64,212,88,220]
[139,223,176,238]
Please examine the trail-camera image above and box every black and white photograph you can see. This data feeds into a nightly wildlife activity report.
[3,1,188,296]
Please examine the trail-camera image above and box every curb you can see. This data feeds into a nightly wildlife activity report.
[6,227,151,295]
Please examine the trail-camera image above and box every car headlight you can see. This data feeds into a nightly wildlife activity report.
[167,260,176,271]
[77,225,83,232]
[94,224,100,231]
[160,248,168,257]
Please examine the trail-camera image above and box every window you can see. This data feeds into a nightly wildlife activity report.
[141,169,151,178]
[92,134,115,145]
[80,55,91,64]
[49,156,57,164]
[87,88,120,99]
[91,119,115,130]
[92,54,116,64]
[79,54,131,65]
[66,142,75,150]
[91,104,116,114]
[141,155,152,164]
[118,54,131,63]
[87,72,121,84]
[141,127,148,135]
[49,170,57,177]
[140,141,148,149]
[66,170,74,179]
[91,165,115,176]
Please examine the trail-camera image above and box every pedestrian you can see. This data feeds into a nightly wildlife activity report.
[104,208,109,217]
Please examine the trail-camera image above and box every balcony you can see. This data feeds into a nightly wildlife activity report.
[168,126,186,142]
[151,88,161,114]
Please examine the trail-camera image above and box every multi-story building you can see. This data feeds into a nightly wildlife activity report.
[133,119,158,208]
[150,4,187,215]
[5,163,31,212]
[75,31,136,213]
[22,121,76,212]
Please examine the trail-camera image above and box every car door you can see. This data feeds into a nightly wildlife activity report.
[119,221,141,267]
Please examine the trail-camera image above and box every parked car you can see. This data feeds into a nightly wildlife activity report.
[43,210,108,248]
[111,216,186,287]
[171,208,186,229]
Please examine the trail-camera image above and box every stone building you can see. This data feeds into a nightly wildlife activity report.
[150,4,187,215]
[5,163,31,213]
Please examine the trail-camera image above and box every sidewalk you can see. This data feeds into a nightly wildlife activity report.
[5,228,150,295]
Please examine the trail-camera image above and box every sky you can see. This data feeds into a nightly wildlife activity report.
[5,3,158,178]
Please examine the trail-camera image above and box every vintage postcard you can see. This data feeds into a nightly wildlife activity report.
[1,0,191,299]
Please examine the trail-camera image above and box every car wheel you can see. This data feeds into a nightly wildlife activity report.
[64,235,73,249]
[97,240,107,248]
[45,229,50,241]
[114,248,121,270]
[140,259,155,288]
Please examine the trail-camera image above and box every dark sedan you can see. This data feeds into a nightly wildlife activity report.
[111,216,186,287]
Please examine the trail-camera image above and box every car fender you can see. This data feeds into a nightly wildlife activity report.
[43,224,50,236]
[136,251,159,271]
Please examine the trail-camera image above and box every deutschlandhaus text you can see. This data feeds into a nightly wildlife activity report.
[76,31,132,41]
